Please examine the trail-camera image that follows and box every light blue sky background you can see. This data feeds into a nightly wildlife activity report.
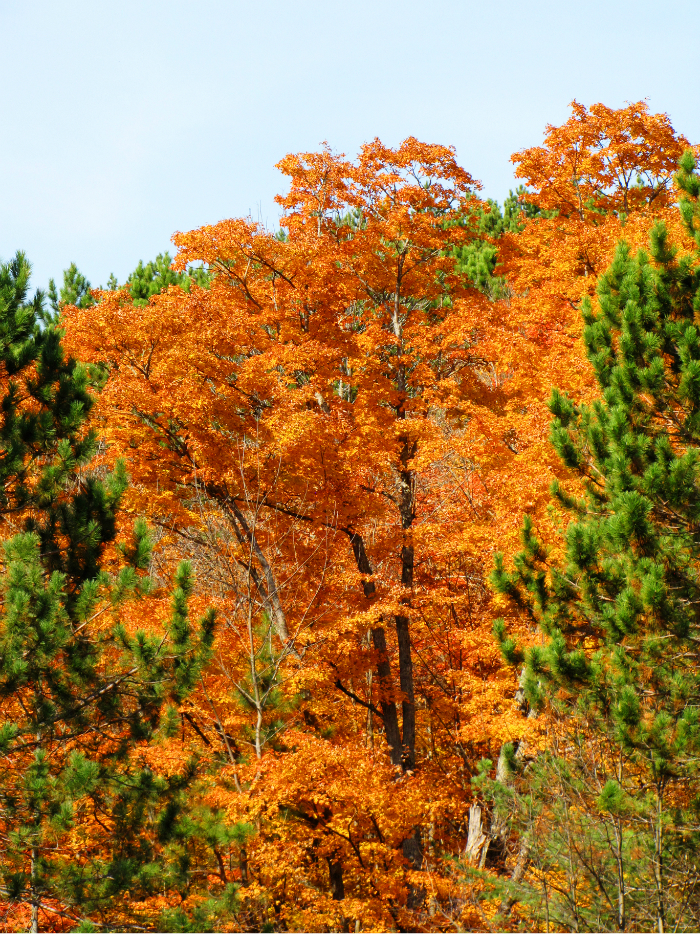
[2,0,698,291]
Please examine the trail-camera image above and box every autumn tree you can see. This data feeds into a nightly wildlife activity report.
[503,100,689,374]
[63,138,526,929]
[59,108,697,930]
[477,100,694,569]
[488,150,700,932]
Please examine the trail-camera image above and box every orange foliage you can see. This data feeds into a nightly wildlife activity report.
[489,100,694,555]
[59,109,695,930]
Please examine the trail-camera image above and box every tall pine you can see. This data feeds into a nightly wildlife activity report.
[0,253,236,932]
[488,151,700,932]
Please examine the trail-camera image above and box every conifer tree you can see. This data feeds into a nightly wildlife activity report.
[452,187,541,297]
[0,253,236,932]
[48,262,94,315]
[124,252,210,306]
[49,254,210,319]
[488,151,700,933]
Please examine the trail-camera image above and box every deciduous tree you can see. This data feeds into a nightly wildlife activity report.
[64,138,525,927]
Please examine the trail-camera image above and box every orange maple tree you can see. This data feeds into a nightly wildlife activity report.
[59,107,695,930]
[63,137,529,929]
[483,101,694,555]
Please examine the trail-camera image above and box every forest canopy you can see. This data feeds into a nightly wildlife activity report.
[1,100,699,933]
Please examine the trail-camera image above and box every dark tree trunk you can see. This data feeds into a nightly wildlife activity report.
[348,531,403,767]
[396,457,416,770]
[403,828,426,910]
[328,858,345,901]
[371,625,403,766]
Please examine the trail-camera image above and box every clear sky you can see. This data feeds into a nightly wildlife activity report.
[2,0,698,291]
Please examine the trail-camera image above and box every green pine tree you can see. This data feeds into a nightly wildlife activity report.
[0,252,242,932]
[48,262,94,316]
[49,254,210,317]
[124,252,210,307]
[487,151,700,933]
[453,187,542,299]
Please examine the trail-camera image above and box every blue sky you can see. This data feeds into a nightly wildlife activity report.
[2,0,698,291]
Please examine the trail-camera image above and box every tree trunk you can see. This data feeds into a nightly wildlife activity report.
[30,844,39,934]
[402,828,425,910]
[396,611,415,769]
[465,803,488,866]
[654,791,665,934]
[348,532,402,767]
[328,858,345,900]
[371,626,403,767]
[396,458,416,770]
